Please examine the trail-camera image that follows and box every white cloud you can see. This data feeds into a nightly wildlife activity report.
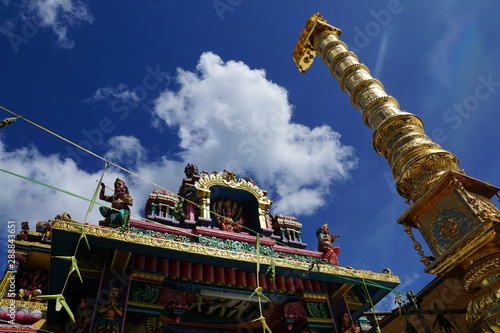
[0,137,177,226]
[152,52,358,215]
[0,140,104,224]
[0,52,357,231]
[26,0,93,48]
[104,135,146,169]
[86,84,140,106]
[0,132,190,275]
[0,18,15,35]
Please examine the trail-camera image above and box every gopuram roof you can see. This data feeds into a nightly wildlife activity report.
[3,164,399,332]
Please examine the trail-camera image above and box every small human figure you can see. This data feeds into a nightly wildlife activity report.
[36,221,52,243]
[184,163,198,178]
[340,312,356,333]
[75,297,92,333]
[99,178,133,229]
[42,221,52,242]
[16,221,30,241]
[95,288,122,333]
[316,224,341,265]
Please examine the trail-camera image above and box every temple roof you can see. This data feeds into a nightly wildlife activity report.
[50,217,399,321]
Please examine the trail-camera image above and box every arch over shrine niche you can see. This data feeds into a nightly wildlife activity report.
[194,170,272,233]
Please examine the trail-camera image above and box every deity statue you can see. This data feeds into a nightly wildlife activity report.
[75,297,92,333]
[95,287,123,333]
[99,178,133,230]
[42,221,52,243]
[340,312,356,333]
[16,221,30,241]
[35,220,52,243]
[316,224,341,265]
[184,163,198,178]
[217,207,244,233]
[17,268,48,301]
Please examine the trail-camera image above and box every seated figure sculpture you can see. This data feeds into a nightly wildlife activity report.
[99,178,133,230]
[340,312,356,333]
[316,224,341,265]
[17,268,48,301]
[16,221,30,241]
[35,220,53,243]
[217,207,244,233]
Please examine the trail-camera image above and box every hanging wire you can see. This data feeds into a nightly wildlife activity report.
[361,279,382,333]
[1,163,406,293]
[1,104,413,327]
[0,104,402,274]
[250,235,273,332]
[0,104,168,193]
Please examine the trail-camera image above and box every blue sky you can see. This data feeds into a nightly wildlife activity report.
[1,1,500,310]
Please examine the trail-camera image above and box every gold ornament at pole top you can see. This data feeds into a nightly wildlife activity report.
[293,13,341,74]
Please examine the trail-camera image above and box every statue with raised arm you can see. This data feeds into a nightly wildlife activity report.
[99,178,133,231]
[316,224,341,265]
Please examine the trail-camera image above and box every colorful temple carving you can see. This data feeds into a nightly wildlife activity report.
[0,165,399,332]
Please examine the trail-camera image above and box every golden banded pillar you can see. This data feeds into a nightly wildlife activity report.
[293,13,460,202]
[294,13,500,332]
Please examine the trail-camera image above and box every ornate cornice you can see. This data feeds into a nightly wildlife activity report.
[195,172,271,206]
[13,240,51,252]
[0,298,47,311]
[306,317,334,324]
[131,271,165,283]
[52,220,399,284]
[127,300,163,310]
[302,292,327,301]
